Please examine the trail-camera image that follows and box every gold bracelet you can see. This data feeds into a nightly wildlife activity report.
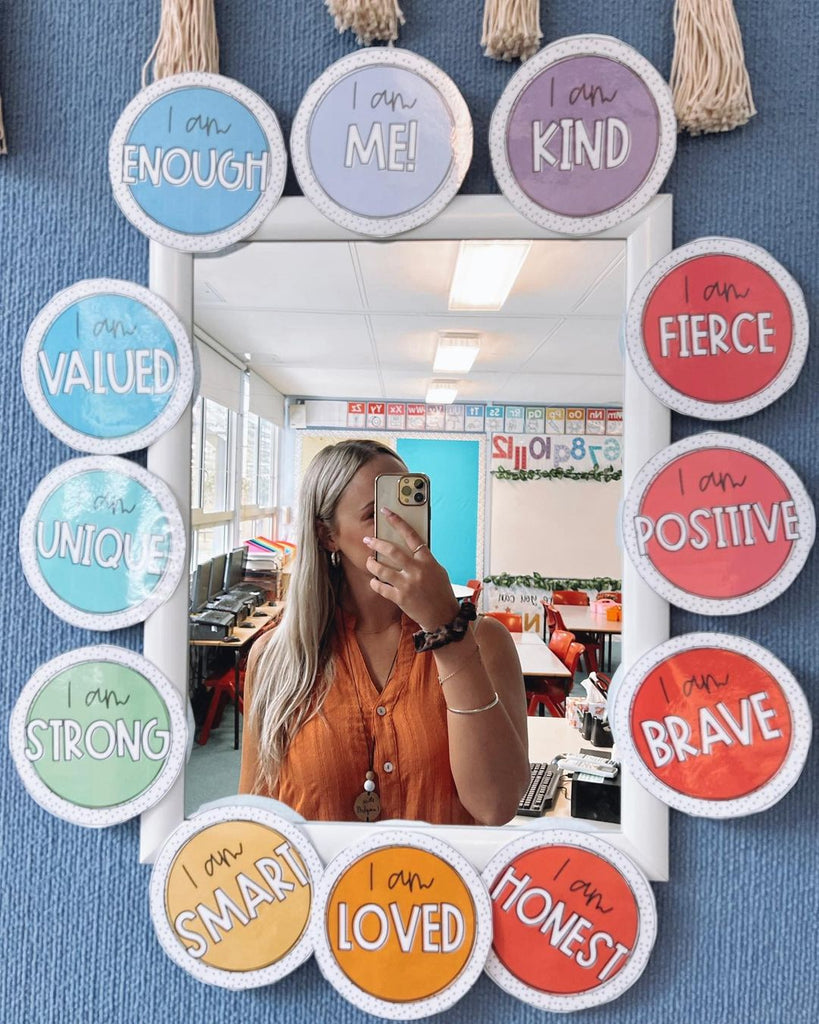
[446,691,499,715]
[437,645,481,686]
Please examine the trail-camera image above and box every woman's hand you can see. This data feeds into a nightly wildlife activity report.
[363,508,460,631]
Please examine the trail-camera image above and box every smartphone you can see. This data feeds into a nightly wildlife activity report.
[374,473,431,570]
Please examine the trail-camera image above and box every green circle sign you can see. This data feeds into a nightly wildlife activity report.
[9,646,187,827]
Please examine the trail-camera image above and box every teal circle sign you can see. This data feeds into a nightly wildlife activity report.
[19,456,186,629]
[21,279,194,453]
[109,72,287,252]
[9,646,187,827]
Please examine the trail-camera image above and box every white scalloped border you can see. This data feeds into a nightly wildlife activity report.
[8,645,187,827]
[625,237,810,420]
[149,805,324,988]
[310,830,492,1019]
[18,455,187,630]
[621,432,816,614]
[291,48,473,237]
[481,830,657,1011]
[108,72,286,252]
[611,633,813,818]
[489,34,677,236]
[21,278,194,454]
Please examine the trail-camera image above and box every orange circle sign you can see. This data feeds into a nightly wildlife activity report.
[150,807,322,988]
[613,634,812,817]
[314,832,492,1017]
[482,832,656,1011]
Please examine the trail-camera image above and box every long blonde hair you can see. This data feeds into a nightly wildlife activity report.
[248,438,405,793]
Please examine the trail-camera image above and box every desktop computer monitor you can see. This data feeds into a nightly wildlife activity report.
[226,546,246,590]
[190,563,211,613]
[208,553,228,599]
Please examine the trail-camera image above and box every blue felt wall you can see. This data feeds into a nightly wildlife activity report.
[1,3,817,1022]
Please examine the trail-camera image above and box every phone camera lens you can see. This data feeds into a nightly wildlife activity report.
[401,485,412,496]
[414,479,425,488]
[413,492,424,503]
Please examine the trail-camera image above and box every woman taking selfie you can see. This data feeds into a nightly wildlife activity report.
[239,439,529,825]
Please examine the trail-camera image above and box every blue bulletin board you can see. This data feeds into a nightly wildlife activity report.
[396,437,479,587]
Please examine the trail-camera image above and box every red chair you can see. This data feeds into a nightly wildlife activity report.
[596,591,622,603]
[465,579,483,607]
[551,589,590,606]
[540,600,567,640]
[196,661,247,746]
[527,643,585,717]
[547,628,575,662]
[484,610,522,632]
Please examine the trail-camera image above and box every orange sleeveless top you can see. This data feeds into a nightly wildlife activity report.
[265,610,474,825]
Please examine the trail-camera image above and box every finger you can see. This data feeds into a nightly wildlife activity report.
[366,555,405,586]
[378,507,424,550]
[369,576,400,601]
[363,534,408,568]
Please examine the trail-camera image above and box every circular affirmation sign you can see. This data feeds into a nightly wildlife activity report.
[19,455,186,630]
[109,72,287,252]
[9,646,187,827]
[482,830,656,1011]
[150,806,323,988]
[626,238,809,419]
[312,831,492,1019]
[291,48,473,237]
[622,432,815,614]
[489,34,676,235]
[611,634,812,817]
[21,279,195,453]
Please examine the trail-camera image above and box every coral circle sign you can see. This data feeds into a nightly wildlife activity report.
[109,72,287,252]
[291,48,473,236]
[611,634,812,817]
[622,433,815,614]
[312,831,491,1018]
[490,34,676,234]
[626,238,809,419]
[8,646,187,827]
[21,279,194,453]
[482,831,656,1011]
[150,806,323,988]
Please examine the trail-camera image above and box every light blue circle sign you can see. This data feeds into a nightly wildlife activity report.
[19,457,186,630]
[109,72,287,252]
[22,280,194,454]
[291,49,472,236]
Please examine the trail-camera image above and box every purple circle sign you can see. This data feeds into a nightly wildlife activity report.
[491,36,676,234]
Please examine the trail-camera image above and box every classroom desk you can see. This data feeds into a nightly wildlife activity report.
[190,602,283,749]
[555,605,622,671]
[512,631,572,677]
[452,584,474,600]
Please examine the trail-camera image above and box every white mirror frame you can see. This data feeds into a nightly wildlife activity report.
[140,194,672,880]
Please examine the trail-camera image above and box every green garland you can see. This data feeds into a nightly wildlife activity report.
[491,465,621,483]
[483,574,621,592]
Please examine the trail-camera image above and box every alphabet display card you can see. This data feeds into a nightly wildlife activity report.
[21,279,194,453]
[489,35,676,234]
[150,806,323,988]
[109,72,286,252]
[626,238,809,419]
[621,432,815,614]
[311,831,492,1019]
[291,48,473,237]
[481,831,656,1011]
[19,456,186,629]
[9,646,187,827]
[610,634,812,817]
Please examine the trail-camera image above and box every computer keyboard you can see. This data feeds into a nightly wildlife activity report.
[517,762,564,817]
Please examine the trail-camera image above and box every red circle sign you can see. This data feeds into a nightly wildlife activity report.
[627,239,808,419]
[482,832,656,1011]
[622,433,815,614]
[613,634,812,817]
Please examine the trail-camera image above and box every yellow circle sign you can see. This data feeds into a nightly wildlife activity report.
[150,806,322,988]
[314,832,492,1017]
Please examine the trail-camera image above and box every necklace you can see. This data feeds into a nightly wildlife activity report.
[348,617,403,822]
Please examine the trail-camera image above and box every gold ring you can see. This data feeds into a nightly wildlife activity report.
[411,543,427,555]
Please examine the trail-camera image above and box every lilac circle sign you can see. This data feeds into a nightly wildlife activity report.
[490,36,676,235]
[292,49,472,237]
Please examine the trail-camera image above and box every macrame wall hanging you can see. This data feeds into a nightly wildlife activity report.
[670,0,756,134]
[481,0,543,62]
[142,0,220,86]
[324,0,406,45]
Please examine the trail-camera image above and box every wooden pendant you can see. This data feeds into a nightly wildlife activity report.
[354,790,381,822]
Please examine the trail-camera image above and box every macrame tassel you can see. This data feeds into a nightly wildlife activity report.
[670,0,756,134]
[142,0,220,88]
[324,0,405,46]
[481,0,543,62]
[0,96,7,155]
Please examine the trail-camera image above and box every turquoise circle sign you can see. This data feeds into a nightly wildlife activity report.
[21,279,194,453]
[19,456,186,629]
[9,646,187,827]
[109,72,287,251]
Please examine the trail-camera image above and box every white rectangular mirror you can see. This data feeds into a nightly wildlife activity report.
[141,195,672,880]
